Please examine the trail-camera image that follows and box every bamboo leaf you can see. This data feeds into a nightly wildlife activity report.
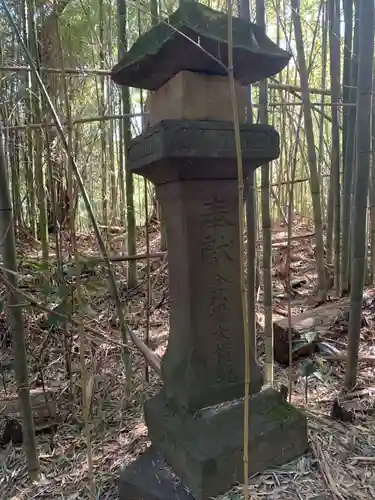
[84,376,94,412]
[46,301,69,327]
[318,341,341,355]
[292,340,308,353]
[40,284,57,298]
[301,359,317,378]
[66,262,85,278]
[303,331,318,344]
[312,370,325,383]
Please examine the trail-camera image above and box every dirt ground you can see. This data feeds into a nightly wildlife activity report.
[0,221,374,500]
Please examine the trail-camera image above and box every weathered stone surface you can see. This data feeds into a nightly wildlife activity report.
[111,2,291,90]
[128,120,280,181]
[156,179,263,411]
[144,387,308,500]
[127,121,280,412]
[148,71,248,125]
[119,447,194,500]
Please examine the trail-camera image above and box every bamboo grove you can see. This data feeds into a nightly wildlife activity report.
[0,0,374,490]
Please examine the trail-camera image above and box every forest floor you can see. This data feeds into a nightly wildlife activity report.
[0,219,375,500]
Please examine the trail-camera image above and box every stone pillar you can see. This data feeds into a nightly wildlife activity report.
[159,178,261,411]
[129,118,267,412]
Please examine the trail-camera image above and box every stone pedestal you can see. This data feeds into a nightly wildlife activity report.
[118,120,309,500]
[119,447,195,500]
[144,388,307,500]
[119,389,308,500]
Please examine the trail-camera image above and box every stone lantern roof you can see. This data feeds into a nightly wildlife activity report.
[111,2,291,90]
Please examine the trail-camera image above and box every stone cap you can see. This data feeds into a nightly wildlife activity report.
[111,2,291,90]
[127,120,279,184]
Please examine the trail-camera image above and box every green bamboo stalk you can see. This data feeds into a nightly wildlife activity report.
[345,0,375,389]
[342,0,358,293]
[1,1,139,389]
[256,0,273,387]
[291,0,327,300]
[118,0,137,287]
[227,1,249,498]
[0,126,40,481]
[328,0,341,295]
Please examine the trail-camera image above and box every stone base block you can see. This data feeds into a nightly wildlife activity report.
[144,387,308,500]
[119,447,194,500]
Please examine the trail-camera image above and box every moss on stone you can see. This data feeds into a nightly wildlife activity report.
[111,2,291,90]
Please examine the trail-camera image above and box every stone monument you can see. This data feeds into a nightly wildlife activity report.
[112,3,308,499]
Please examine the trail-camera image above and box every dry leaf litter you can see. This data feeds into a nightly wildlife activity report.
[0,220,374,500]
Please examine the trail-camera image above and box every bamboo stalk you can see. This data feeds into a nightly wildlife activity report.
[227,2,249,498]
[0,64,333,95]
[2,113,146,132]
[0,126,40,481]
[1,0,143,393]
[345,0,375,389]
[256,0,273,388]
[25,230,317,268]
[0,268,162,375]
